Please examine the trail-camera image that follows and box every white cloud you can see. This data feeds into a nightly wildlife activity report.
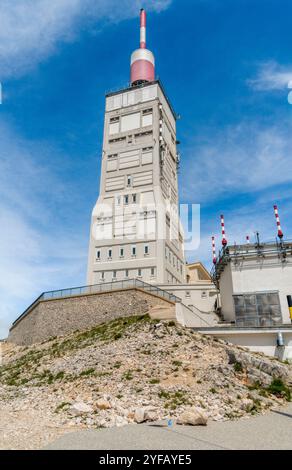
[247,60,292,91]
[0,0,172,79]
[181,116,292,268]
[181,120,292,203]
[0,122,87,338]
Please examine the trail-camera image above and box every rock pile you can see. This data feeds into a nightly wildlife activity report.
[0,314,291,449]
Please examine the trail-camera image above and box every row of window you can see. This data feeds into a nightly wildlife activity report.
[186,291,208,299]
[109,109,153,136]
[116,193,137,205]
[99,267,155,281]
[108,146,153,160]
[96,244,150,261]
[165,246,183,275]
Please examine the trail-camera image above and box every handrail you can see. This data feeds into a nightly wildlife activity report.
[180,302,214,327]
[210,238,292,281]
[11,279,180,328]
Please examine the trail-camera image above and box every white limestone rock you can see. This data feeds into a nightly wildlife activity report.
[96,398,112,410]
[177,407,208,426]
[69,402,93,415]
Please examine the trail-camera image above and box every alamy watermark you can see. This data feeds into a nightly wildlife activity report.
[288,80,292,105]
[91,200,200,251]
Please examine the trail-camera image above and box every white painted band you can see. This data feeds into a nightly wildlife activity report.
[131,48,155,66]
[140,27,146,44]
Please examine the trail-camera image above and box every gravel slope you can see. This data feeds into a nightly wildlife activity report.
[0,315,291,449]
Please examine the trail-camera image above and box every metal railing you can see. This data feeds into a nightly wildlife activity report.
[12,279,179,327]
[210,238,292,282]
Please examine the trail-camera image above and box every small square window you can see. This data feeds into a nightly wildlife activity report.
[151,268,155,276]
[132,246,136,256]
[96,250,101,260]
[124,195,129,205]
[120,248,124,257]
[138,268,142,277]
[113,271,117,279]
[125,270,129,278]
[186,291,191,298]
[144,245,149,255]
[127,176,132,187]
[132,194,137,203]
[108,249,112,259]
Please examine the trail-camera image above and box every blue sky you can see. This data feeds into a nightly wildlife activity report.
[1,0,292,337]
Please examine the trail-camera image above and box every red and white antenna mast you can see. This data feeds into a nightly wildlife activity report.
[212,237,217,264]
[140,8,146,49]
[273,205,284,239]
[130,9,155,86]
[220,214,228,247]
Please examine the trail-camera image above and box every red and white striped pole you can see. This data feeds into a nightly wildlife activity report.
[212,236,217,264]
[273,205,283,239]
[140,9,146,49]
[220,214,227,247]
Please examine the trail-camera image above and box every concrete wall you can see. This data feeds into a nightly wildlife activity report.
[219,256,292,324]
[219,264,235,321]
[8,289,172,346]
[158,283,218,314]
[232,262,292,324]
[198,328,292,360]
[175,302,216,328]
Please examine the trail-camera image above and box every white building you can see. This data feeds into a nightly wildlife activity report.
[214,240,292,326]
[87,10,185,286]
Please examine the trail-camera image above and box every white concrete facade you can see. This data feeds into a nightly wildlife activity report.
[197,328,292,361]
[216,242,292,326]
[87,81,185,286]
[158,283,218,314]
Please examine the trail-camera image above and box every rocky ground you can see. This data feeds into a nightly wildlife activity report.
[0,314,291,449]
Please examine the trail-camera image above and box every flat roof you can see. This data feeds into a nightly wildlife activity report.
[105,79,177,121]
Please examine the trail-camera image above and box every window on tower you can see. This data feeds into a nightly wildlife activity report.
[142,109,153,127]
[121,112,140,132]
[109,117,120,135]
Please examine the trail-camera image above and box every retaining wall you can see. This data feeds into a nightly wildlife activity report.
[8,288,172,346]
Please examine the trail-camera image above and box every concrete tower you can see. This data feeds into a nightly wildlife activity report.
[87,9,185,286]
